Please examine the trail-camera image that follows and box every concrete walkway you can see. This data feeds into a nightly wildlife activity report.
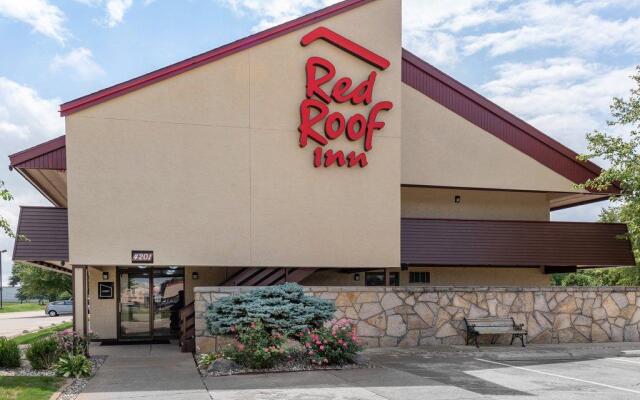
[78,343,210,400]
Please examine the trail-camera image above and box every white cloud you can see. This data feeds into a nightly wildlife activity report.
[50,48,105,81]
[73,0,134,27]
[104,0,133,27]
[0,77,63,141]
[0,0,68,43]
[216,0,340,31]
[0,77,63,285]
[481,59,635,152]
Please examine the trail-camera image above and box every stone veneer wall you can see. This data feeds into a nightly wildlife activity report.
[194,286,640,353]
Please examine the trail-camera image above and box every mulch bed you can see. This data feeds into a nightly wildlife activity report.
[197,353,374,377]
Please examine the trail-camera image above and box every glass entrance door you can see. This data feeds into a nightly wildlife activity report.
[119,269,151,338]
[118,267,184,340]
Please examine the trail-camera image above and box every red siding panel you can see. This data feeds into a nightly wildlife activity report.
[13,207,68,262]
[9,135,66,170]
[401,218,636,267]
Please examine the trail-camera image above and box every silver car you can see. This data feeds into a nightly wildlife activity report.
[45,300,72,316]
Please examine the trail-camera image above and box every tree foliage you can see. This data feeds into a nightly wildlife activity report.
[205,283,335,336]
[9,262,71,302]
[0,180,17,239]
[555,66,640,286]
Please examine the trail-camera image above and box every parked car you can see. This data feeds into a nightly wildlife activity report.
[45,300,72,316]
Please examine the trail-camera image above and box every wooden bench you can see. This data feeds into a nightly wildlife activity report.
[464,317,527,348]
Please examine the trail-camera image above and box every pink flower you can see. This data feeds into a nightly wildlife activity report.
[338,339,344,345]
[305,342,311,348]
[315,340,321,345]
[319,345,325,350]
[237,344,245,351]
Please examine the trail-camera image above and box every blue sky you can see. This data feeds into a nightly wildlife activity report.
[1,0,639,284]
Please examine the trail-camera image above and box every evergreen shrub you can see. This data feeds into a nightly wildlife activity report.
[205,283,335,336]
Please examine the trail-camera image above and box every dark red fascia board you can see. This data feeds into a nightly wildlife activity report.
[59,0,375,116]
[9,135,66,169]
[401,49,620,195]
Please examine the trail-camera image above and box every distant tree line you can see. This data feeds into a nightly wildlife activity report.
[9,263,71,303]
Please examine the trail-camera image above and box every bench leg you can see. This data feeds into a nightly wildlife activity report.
[510,335,515,345]
[521,335,526,348]
[474,335,479,348]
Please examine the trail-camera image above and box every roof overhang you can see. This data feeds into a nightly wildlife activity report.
[8,135,67,207]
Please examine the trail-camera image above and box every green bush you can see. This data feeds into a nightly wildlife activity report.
[205,283,335,336]
[0,337,21,368]
[218,320,287,369]
[26,338,60,370]
[54,354,92,378]
[299,319,361,365]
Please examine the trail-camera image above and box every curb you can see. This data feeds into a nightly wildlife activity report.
[49,378,73,400]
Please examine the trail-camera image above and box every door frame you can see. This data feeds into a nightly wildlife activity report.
[116,267,153,341]
[116,266,186,341]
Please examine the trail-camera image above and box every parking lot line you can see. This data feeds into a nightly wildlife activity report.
[475,358,640,395]
[606,357,640,365]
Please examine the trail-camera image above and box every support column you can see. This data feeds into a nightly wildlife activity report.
[72,265,88,336]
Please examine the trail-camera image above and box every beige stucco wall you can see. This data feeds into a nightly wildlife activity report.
[401,187,550,221]
[401,84,588,193]
[88,266,117,339]
[66,0,401,269]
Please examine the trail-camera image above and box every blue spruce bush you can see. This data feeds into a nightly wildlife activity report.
[205,283,335,336]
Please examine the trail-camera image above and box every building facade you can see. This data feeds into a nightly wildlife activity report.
[9,0,635,343]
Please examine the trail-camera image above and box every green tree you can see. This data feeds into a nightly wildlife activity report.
[578,66,640,265]
[0,180,17,238]
[554,66,640,287]
[9,263,71,303]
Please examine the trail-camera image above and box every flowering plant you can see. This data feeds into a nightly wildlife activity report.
[56,329,90,356]
[221,320,287,369]
[299,318,361,366]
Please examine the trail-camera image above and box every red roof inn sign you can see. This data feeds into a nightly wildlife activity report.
[298,27,393,168]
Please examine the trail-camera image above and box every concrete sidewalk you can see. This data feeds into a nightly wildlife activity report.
[77,343,209,400]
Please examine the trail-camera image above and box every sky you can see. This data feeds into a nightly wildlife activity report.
[0,0,639,285]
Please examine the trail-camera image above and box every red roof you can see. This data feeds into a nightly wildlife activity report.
[55,0,614,194]
[9,135,66,170]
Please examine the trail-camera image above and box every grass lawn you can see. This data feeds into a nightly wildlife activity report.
[0,376,65,400]
[0,304,44,314]
[12,322,73,345]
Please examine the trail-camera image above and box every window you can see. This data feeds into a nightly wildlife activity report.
[365,271,385,286]
[389,272,400,286]
[409,271,430,284]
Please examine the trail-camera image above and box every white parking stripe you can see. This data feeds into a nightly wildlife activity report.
[475,358,640,395]
[607,358,640,365]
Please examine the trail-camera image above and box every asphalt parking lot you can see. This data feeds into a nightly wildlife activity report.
[205,346,640,399]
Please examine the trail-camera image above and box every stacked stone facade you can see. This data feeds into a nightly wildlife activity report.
[194,286,640,353]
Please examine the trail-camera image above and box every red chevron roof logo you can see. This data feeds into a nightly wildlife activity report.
[300,27,390,70]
